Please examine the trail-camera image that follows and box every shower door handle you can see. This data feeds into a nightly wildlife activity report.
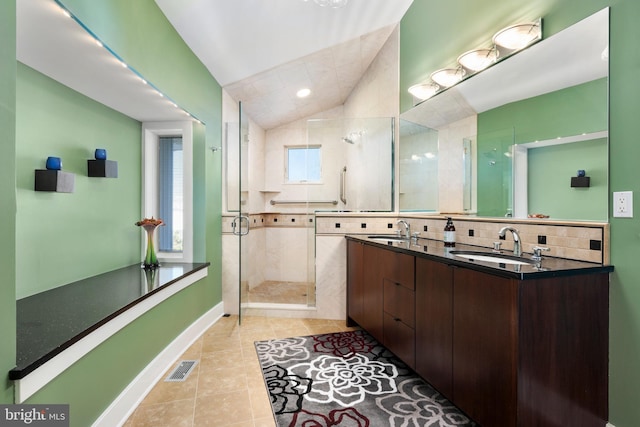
[340,166,347,204]
[232,215,250,236]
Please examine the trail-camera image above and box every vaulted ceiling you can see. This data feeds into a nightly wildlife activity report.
[155,0,414,129]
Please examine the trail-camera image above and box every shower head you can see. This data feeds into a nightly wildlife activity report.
[342,130,364,144]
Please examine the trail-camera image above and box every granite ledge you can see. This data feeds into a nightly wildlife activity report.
[10,262,209,381]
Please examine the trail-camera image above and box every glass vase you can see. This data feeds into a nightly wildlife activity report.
[136,217,164,270]
[142,226,159,269]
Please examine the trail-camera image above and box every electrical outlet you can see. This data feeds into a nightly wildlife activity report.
[613,191,633,218]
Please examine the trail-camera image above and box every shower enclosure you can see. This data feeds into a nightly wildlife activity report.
[224,115,393,313]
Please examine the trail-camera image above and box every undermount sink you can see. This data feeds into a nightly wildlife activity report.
[450,251,535,266]
[367,235,409,242]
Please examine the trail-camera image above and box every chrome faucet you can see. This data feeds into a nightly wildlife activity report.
[396,219,410,239]
[498,226,522,257]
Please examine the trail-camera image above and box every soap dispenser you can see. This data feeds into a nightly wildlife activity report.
[444,217,456,247]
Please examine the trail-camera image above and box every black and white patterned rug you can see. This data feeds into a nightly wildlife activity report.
[255,329,477,427]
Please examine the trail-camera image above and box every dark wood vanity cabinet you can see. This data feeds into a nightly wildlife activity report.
[347,240,415,366]
[347,239,609,427]
[452,268,609,427]
[380,248,415,368]
[415,257,453,399]
[347,240,384,341]
[452,267,518,427]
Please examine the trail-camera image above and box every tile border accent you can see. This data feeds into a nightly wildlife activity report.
[315,213,609,264]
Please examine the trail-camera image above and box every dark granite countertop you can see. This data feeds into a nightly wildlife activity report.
[346,235,613,280]
[10,262,209,380]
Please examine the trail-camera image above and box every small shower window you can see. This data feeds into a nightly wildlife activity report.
[285,145,322,183]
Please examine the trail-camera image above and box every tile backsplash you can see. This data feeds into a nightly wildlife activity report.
[315,213,609,264]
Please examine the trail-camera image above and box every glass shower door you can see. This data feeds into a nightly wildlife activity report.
[232,103,250,324]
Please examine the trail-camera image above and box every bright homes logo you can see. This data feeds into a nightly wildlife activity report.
[0,405,68,427]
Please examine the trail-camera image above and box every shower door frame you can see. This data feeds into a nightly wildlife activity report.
[232,103,250,324]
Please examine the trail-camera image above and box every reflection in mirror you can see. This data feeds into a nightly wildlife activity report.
[399,8,609,221]
[306,117,394,212]
[399,120,438,211]
[462,137,474,212]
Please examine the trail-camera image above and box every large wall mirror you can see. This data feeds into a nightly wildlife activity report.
[400,8,609,221]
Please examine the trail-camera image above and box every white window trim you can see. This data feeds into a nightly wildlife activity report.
[142,121,193,263]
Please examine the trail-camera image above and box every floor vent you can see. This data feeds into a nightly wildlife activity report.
[164,360,198,382]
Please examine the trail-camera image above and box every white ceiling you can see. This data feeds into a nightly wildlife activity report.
[155,0,413,128]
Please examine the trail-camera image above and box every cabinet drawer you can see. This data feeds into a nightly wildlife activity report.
[384,312,415,368]
[383,279,415,328]
[379,249,415,290]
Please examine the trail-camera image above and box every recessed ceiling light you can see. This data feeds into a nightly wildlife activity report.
[297,88,311,98]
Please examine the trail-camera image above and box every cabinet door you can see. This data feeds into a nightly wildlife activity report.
[383,279,415,328]
[347,240,364,326]
[383,278,416,368]
[415,258,453,398]
[383,312,415,368]
[361,244,383,341]
[453,267,518,427]
[379,248,415,290]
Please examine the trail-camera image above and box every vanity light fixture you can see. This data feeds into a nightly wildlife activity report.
[493,20,542,51]
[408,82,440,101]
[408,18,541,105]
[430,67,466,88]
[458,47,498,72]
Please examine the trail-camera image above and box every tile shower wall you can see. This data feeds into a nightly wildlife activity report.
[437,116,477,213]
[221,25,402,319]
[222,214,315,311]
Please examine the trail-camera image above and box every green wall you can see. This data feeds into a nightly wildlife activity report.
[4,0,223,425]
[15,63,141,298]
[402,1,640,425]
[0,0,16,406]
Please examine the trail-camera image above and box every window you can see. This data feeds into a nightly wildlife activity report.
[158,136,183,252]
[286,146,321,183]
[143,122,193,263]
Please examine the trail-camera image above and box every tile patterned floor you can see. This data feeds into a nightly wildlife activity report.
[124,315,356,427]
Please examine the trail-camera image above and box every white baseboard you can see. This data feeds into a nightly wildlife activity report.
[606,423,616,427]
[92,302,225,427]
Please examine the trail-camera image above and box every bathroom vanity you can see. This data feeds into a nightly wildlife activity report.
[346,235,612,427]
